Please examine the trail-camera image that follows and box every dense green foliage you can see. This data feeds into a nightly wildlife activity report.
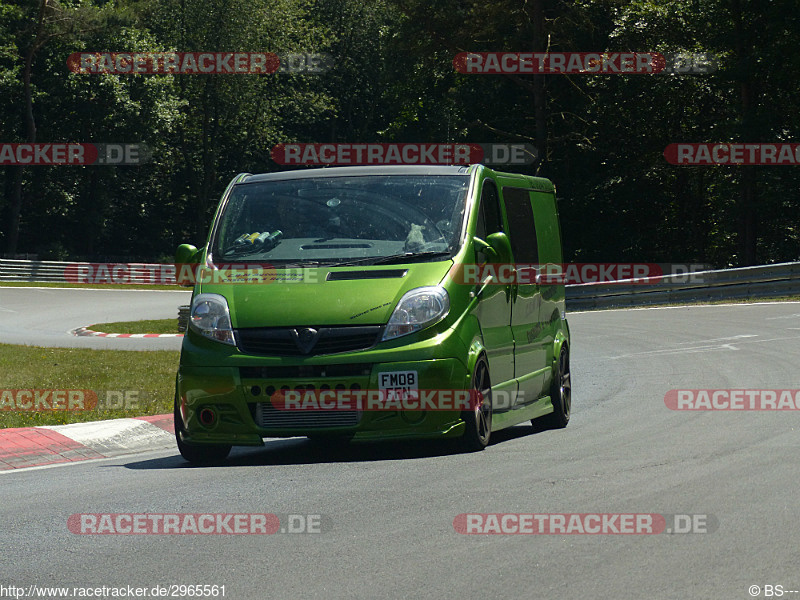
[1,0,798,266]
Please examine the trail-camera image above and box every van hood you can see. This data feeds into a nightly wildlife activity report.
[198,261,452,328]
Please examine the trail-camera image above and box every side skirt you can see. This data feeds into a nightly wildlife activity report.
[491,396,553,432]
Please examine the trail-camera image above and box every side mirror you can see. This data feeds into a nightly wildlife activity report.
[175,243,201,265]
[175,244,201,287]
[485,232,514,265]
[472,236,498,260]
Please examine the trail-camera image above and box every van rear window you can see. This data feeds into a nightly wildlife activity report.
[502,187,538,263]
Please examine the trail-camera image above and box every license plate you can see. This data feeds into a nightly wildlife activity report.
[378,371,418,400]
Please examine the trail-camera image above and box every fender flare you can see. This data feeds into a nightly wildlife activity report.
[552,326,570,371]
[465,339,487,390]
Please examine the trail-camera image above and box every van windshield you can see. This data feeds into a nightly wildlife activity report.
[210,175,470,265]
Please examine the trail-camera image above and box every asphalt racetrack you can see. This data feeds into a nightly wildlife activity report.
[2,297,800,599]
[0,286,191,349]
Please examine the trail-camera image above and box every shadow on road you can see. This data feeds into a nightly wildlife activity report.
[121,423,548,470]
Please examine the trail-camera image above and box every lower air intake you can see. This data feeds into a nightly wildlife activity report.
[253,402,361,429]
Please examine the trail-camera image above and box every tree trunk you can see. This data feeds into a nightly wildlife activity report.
[6,0,46,255]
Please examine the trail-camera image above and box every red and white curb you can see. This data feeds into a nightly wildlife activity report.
[0,414,174,471]
[72,327,183,338]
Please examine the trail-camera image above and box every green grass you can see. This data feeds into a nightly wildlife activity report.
[0,282,186,290]
[0,343,180,429]
[87,319,180,334]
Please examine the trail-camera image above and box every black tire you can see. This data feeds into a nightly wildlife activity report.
[459,356,492,451]
[536,345,571,429]
[174,398,231,464]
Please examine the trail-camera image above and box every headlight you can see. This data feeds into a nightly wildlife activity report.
[382,286,450,341]
[190,293,236,346]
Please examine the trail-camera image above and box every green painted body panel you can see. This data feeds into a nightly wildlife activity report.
[199,262,451,328]
[176,165,570,447]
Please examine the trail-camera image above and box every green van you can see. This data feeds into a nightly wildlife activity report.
[174,164,571,463]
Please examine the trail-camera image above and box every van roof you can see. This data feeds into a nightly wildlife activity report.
[241,165,473,183]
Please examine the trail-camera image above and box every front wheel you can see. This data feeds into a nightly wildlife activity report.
[459,356,492,451]
[174,397,231,464]
[535,345,571,429]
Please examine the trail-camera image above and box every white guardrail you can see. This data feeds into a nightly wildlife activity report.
[0,258,77,283]
[2,259,800,311]
[566,262,800,309]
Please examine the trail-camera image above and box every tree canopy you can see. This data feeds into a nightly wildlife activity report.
[1,0,798,266]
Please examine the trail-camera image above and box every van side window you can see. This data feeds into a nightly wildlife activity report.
[475,179,503,240]
[502,187,538,263]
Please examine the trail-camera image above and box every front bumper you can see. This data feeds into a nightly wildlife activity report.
[176,356,470,446]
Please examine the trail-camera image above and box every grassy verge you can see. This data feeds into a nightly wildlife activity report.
[0,343,179,429]
[0,282,187,291]
[87,319,180,334]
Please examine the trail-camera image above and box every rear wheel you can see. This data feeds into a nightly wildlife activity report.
[174,397,231,464]
[459,356,492,451]
[535,345,571,429]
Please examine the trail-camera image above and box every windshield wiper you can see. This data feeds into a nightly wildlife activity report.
[264,260,330,267]
[334,251,453,267]
[221,247,263,258]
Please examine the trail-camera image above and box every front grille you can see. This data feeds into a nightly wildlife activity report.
[236,326,382,356]
[252,402,360,429]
